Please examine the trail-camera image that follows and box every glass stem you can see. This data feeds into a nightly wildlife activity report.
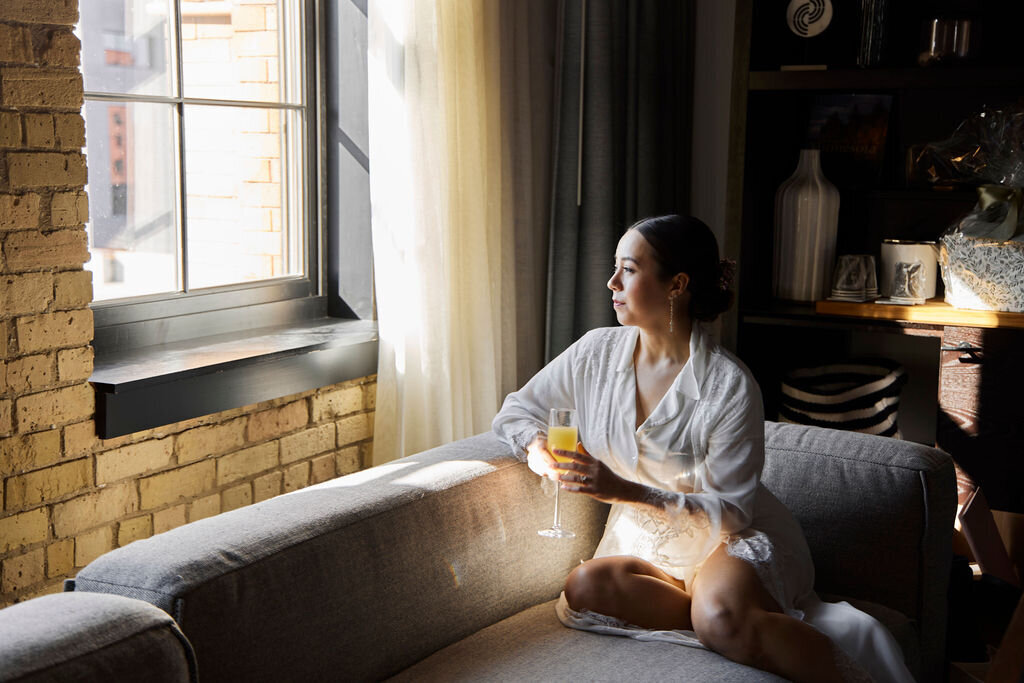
[553,485,562,529]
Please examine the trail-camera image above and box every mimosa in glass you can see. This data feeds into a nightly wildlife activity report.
[539,408,577,539]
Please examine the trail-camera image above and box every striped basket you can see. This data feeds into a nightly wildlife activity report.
[779,359,907,438]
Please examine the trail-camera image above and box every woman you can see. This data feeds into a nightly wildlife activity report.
[492,215,912,683]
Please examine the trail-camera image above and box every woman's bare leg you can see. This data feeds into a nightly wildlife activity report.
[564,555,693,631]
[690,544,844,683]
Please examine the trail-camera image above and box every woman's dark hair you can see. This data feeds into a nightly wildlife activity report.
[630,214,734,322]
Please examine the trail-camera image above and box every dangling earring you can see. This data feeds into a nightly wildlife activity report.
[669,296,674,333]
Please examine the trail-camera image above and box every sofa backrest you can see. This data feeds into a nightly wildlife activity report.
[70,433,608,682]
[762,421,955,683]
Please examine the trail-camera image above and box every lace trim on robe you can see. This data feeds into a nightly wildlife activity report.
[725,531,805,622]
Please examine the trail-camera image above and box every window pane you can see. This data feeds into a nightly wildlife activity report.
[78,0,177,97]
[184,104,303,290]
[84,101,181,300]
[182,0,302,104]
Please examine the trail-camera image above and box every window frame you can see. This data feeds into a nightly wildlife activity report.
[85,0,329,357]
[84,0,380,440]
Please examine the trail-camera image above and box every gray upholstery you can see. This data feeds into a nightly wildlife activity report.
[390,599,785,682]
[763,422,955,683]
[0,591,196,683]
[70,423,955,682]
[71,433,608,681]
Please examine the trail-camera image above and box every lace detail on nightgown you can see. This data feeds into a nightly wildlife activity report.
[631,504,713,568]
[725,531,805,621]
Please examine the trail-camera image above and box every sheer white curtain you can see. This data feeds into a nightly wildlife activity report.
[367,0,519,464]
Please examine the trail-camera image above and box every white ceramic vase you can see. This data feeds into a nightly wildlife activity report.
[773,148,840,301]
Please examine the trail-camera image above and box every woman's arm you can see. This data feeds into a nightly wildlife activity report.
[492,336,580,465]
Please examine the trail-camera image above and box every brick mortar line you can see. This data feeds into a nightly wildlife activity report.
[0,21,78,30]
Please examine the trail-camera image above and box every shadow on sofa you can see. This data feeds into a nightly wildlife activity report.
[66,422,955,682]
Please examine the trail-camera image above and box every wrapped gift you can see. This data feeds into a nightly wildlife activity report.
[918,104,1024,311]
[940,230,1024,312]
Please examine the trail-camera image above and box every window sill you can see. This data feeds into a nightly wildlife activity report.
[90,318,378,438]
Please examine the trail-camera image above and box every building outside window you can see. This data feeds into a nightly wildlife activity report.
[77,0,310,305]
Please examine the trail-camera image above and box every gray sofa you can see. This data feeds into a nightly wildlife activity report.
[67,422,955,681]
[0,591,197,682]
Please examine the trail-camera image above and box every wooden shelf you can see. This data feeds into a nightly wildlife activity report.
[748,65,1024,92]
[814,298,1024,330]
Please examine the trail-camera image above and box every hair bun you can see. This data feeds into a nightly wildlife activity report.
[718,258,736,292]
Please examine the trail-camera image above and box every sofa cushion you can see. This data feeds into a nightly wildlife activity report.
[0,592,196,683]
[394,595,917,682]
[389,600,785,682]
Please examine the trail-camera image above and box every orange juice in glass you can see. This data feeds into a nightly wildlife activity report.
[547,425,578,462]
[539,408,577,538]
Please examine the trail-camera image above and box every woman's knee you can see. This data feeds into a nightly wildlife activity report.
[565,559,613,610]
[564,556,646,611]
[692,593,762,664]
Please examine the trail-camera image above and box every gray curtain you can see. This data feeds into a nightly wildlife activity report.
[545,0,695,360]
[499,0,558,387]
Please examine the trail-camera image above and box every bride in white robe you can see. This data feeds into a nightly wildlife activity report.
[492,215,913,683]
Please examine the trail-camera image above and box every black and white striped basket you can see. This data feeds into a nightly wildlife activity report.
[779,359,907,438]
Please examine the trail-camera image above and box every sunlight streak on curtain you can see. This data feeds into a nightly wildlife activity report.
[368,0,517,464]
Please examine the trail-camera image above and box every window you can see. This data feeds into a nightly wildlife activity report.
[77,1,379,438]
[77,0,318,335]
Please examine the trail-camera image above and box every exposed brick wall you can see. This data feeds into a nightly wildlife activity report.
[0,1,376,606]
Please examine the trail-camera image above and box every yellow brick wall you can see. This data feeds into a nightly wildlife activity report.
[0,1,376,606]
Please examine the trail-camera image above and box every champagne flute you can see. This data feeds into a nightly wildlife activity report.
[539,408,577,539]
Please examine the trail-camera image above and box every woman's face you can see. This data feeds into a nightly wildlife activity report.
[607,229,679,329]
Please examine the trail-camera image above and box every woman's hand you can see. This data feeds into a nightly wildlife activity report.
[525,434,558,479]
[551,442,639,504]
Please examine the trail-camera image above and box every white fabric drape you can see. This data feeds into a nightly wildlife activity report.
[367,0,519,464]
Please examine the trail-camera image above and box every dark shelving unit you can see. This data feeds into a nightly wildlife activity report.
[726,0,1024,518]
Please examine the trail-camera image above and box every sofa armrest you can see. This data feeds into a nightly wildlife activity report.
[0,592,196,682]
[70,432,608,681]
[762,421,956,683]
